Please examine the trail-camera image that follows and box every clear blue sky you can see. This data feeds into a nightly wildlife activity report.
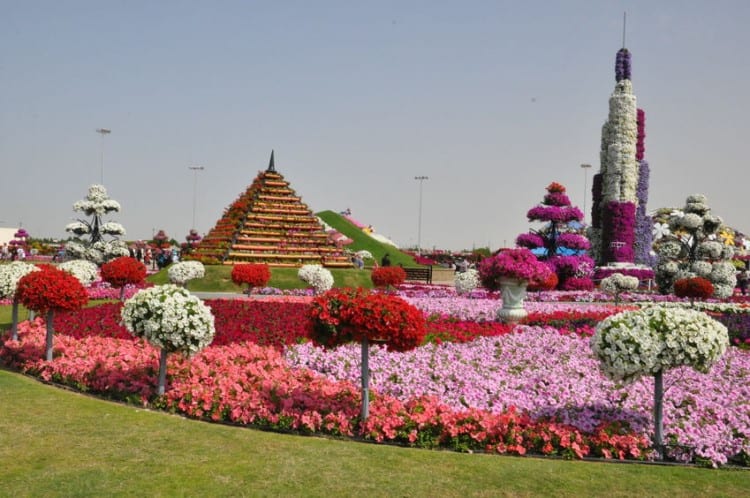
[2,0,748,251]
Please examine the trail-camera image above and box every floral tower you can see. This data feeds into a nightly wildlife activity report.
[191,152,351,267]
[589,48,654,277]
[516,182,594,290]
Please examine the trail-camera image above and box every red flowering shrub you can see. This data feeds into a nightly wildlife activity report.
[674,277,714,300]
[231,263,271,291]
[101,257,147,288]
[370,266,407,288]
[308,287,426,352]
[528,271,558,292]
[16,265,88,312]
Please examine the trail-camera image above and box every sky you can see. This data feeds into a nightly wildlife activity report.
[1,0,749,252]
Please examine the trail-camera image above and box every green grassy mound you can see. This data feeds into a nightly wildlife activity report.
[316,210,418,267]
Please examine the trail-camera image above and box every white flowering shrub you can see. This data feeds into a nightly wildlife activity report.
[121,285,215,356]
[454,269,480,295]
[0,262,39,299]
[600,273,639,295]
[59,259,99,286]
[298,264,334,294]
[168,261,205,285]
[65,184,128,265]
[592,306,729,383]
[355,250,374,260]
[654,194,736,297]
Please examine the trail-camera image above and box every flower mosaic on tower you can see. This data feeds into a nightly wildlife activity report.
[588,47,655,284]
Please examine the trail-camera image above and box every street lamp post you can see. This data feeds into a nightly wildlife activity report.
[188,166,205,230]
[414,176,429,254]
[580,164,592,224]
[96,128,111,184]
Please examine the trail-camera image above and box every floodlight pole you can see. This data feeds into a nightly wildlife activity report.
[96,128,111,184]
[414,176,429,254]
[580,164,592,224]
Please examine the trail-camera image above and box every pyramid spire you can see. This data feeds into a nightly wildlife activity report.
[267,150,276,172]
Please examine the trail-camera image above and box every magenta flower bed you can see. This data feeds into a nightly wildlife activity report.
[286,328,750,465]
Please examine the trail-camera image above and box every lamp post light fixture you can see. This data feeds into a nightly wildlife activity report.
[414,175,429,254]
[188,166,205,230]
[96,128,111,184]
[580,163,592,224]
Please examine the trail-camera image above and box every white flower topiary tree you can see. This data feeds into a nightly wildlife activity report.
[58,259,100,287]
[167,261,206,286]
[121,285,215,395]
[65,184,130,265]
[592,306,729,459]
[0,262,39,340]
[298,264,334,294]
[454,268,480,296]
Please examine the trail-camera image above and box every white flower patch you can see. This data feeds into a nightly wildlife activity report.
[0,262,39,299]
[168,261,205,285]
[121,284,215,356]
[59,259,99,286]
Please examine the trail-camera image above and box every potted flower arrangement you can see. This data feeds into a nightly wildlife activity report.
[308,287,426,421]
[478,248,552,323]
[121,284,215,395]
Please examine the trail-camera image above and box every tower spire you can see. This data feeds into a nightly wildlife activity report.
[622,11,627,49]
[267,150,276,172]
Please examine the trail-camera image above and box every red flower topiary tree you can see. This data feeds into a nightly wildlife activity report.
[674,276,714,305]
[16,265,88,361]
[308,287,426,421]
[231,263,271,294]
[370,266,406,290]
[101,256,148,301]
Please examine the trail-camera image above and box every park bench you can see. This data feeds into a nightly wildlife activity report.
[403,266,433,284]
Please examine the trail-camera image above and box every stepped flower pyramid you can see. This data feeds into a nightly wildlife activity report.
[589,47,653,270]
[192,152,351,267]
[516,182,594,290]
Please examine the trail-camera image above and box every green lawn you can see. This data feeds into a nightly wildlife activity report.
[0,369,747,497]
[147,265,374,292]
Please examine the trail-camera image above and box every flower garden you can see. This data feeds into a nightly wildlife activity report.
[2,276,749,468]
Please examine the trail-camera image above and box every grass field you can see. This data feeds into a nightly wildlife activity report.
[1,369,747,497]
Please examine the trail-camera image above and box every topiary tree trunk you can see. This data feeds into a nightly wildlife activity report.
[45,310,55,361]
[360,338,370,421]
[10,299,19,341]
[653,370,664,460]
[157,348,169,395]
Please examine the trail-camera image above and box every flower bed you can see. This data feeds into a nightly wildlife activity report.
[2,295,749,466]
